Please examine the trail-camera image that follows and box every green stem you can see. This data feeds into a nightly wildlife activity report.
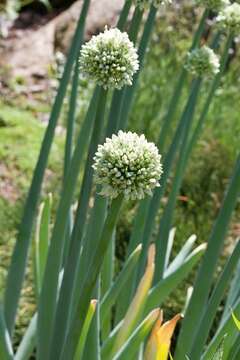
[117,0,133,30]
[175,154,240,359]
[48,88,107,360]
[3,0,90,335]
[37,87,103,360]
[189,241,240,359]
[61,195,124,360]
[62,58,79,266]
[154,78,201,281]
[135,78,201,286]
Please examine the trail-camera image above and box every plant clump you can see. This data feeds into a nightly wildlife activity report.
[185,46,220,78]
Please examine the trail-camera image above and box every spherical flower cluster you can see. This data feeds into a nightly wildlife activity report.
[195,0,229,11]
[216,3,240,35]
[135,0,172,10]
[79,27,139,89]
[92,131,163,200]
[184,46,220,78]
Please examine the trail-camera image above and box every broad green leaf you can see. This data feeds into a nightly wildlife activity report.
[100,244,142,324]
[74,300,97,360]
[164,234,197,278]
[110,245,156,357]
[189,240,240,359]
[38,87,104,360]
[210,336,225,360]
[113,309,160,360]
[15,314,37,360]
[61,195,124,360]
[0,305,13,360]
[232,310,240,331]
[144,244,206,316]
[203,299,240,360]
[175,154,240,360]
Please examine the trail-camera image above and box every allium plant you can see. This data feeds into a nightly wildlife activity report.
[185,45,220,78]
[93,131,163,199]
[79,27,139,89]
[217,2,240,35]
[1,0,240,360]
[196,0,230,11]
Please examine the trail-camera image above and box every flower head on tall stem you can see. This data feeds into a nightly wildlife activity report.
[93,131,163,200]
[185,46,220,78]
[217,3,240,35]
[79,27,139,89]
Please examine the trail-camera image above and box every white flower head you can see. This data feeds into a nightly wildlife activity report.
[93,131,163,200]
[195,0,230,11]
[217,3,240,35]
[184,46,220,78]
[135,0,172,10]
[79,27,139,89]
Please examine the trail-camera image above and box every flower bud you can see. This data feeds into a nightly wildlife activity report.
[185,46,220,78]
[217,3,240,35]
[92,131,163,200]
[79,27,139,89]
[195,0,230,11]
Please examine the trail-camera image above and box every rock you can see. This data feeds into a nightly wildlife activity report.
[0,0,124,85]
[55,0,124,53]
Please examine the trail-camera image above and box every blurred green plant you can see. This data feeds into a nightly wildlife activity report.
[0,0,240,359]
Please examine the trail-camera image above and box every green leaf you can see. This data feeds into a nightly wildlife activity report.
[74,300,97,360]
[165,234,197,277]
[189,240,240,359]
[61,195,124,360]
[0,305,13,360]
[144,244,206,316]
[38,87,104,360]
[203,299,240,360]
[210,336,226,360]
[34,194,52,300]
[4,0,91,335]
[110,245,155,357]
[112,309,160,360]
[100,244,142,324]
[15,314,37,360]
[232,310,240,331]
[175,155,240,360]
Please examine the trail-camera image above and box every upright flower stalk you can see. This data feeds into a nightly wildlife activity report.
[61,132,162,358]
